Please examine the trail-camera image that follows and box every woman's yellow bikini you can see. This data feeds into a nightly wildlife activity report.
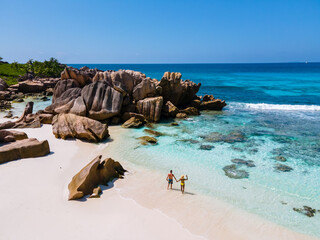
[180,176,185,185]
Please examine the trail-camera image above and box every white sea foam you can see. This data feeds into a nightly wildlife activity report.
[232,102,320,111]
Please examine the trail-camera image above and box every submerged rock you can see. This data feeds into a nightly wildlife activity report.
[143,129,163,137]
[68,155,126,200]
[275,155,287,162]
[275,164,293,172]
[222,164,249,179]
[199,144,214,150]
[203,131,246,143]
[177,139,200,144]
[231,158,255,167]
[137,136,157,145]
[293,206,317,217]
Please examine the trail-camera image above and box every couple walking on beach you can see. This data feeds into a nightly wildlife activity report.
[166,170,188,194]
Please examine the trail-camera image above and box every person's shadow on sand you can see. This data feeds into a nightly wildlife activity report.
[170,188,195,195]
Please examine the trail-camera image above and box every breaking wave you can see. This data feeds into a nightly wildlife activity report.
[231,102,320,111]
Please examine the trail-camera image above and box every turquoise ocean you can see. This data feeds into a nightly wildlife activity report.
[65,63,320,236]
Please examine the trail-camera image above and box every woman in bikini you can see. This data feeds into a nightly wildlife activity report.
[176,175,188,194]
[166,170,177,190]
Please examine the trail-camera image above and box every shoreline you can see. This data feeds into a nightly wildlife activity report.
[0,123,205,240]
[0,122,317,239]
[104,126,319,240]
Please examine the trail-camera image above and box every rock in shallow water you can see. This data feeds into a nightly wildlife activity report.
[203,131,246,143]
[274,164,293,172]
[199,144,214,150]
[223,164,249,179]
[293,206,317,217]
[275,155,287,162]
[143,129,163,137]
[231,158,256,167]
[137,136,157,145]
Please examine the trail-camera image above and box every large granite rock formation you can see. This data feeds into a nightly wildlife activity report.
[159,72,201,106]
[68,155,126,200]
[81,81,123,120]
[52,113,109,142]
[42,67,226,131]
[0,138,50,164]
[132,78,157,101]
[52,79,80,103]
[61,67,97,87]
[44,79,82,114]
[136,96,163,122]
[93,70,141,95]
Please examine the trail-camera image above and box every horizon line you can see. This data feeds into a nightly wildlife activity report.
[66,61,319,65]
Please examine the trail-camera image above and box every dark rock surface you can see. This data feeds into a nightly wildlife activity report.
[223,164,249,179]
[293,206,317,217]
[199,144,214,150]
[231,158,256,167]
[275,164,293,172]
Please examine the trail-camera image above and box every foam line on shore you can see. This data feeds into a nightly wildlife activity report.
[231,102,320,111]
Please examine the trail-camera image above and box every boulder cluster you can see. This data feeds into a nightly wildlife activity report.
[0,66,226,143]
[41,66,226,141]
[0,77,58,111]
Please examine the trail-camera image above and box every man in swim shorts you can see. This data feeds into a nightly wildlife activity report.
[166,170,177,190]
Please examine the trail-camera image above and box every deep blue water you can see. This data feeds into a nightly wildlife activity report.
[70,63,320,236]
[70,63,320,105]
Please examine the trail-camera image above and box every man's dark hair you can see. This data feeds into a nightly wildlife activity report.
[170,170,172,173]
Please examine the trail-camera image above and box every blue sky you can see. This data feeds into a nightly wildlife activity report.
[1,0,319,63]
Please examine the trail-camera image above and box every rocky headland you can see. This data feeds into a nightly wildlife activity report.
[0,65,226,199]
[0,66,227,142]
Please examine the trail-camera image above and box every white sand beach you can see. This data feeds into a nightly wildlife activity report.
[0,124,317,240]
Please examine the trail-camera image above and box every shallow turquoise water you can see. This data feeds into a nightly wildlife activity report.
[67,63,320,237]
[9,63,320,236]
[108,106,320,237]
